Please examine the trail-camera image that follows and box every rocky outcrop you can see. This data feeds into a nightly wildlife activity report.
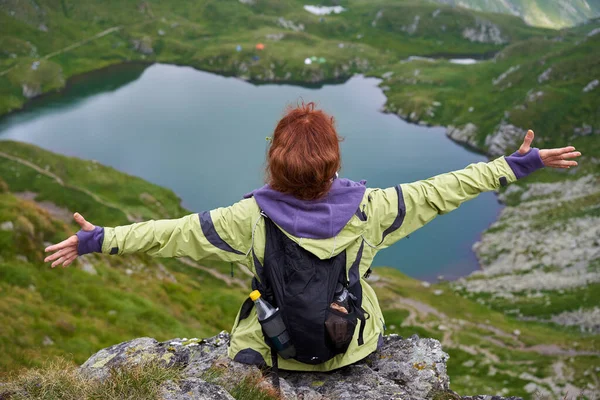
[22,83,41,99]
[78,332,522,400]
[462,18,507,45]
[132,37,154,55]
[446,123,479,149]
[484,122,526,156]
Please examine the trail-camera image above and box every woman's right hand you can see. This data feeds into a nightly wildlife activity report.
[44,213,95,268]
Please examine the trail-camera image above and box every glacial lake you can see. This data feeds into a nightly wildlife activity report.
[0,63,502,281]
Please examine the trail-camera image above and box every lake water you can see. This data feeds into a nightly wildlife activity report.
[0,63,502,281]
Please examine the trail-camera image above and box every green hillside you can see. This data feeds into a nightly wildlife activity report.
[0,0,550,116]
[1,1,599,398]
[431,0,600,28]
[0,140,598,398]
[0,141,248,372]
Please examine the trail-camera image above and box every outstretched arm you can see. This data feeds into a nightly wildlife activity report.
[44,199,259,267]
[365,130,580,248]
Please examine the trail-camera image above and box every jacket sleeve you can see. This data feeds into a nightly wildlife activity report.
[364,157,517,249]
[100,198,257,262]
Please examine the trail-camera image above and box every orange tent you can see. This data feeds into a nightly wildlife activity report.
[255,43,265,50]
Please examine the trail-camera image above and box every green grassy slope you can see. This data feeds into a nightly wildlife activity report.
[0,140,249,373]
[368,17,599,333]
[375,268,599,398]
[430,0,600,28]
[0,0,550,115]
[0,141,597,397]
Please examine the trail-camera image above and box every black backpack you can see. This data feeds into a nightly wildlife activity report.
[237,212,369,371]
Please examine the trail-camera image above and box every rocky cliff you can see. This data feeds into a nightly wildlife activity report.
[73,332,522,400]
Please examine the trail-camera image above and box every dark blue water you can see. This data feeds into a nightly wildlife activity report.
[0,63,501,280]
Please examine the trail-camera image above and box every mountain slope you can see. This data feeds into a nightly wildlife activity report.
[0,0,550,116]
[0,141,598,397]
[432,0,600,28]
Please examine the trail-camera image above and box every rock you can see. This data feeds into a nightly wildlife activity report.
[573,124,594,136]
[550,307,600,334]
[22,83,41,99]
[523,382,537,393]
[537,67,552,83]
[456,175,600,295]
[160,378,234,400]
[485,122,526,156]
[265,33,284,41]
[131,37,153,55]
[526,90,544,102]
[42,336,54,346]
[583,79,598,93]
[277,17,304,32]
[0,221,14,231]
[402,15,420,35]
[446,123,479,149]
[463,18,507,45]
[587,27,600,37]
[77,332,517,399]
[371,9,383,27]
[492,65,520,86]
[79,259,98,275]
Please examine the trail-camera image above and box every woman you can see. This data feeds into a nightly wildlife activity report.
[44,102,580,372]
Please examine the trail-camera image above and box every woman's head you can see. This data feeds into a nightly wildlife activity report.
[267,101,342,201]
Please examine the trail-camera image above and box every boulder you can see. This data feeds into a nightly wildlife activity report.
[79,332,523,399]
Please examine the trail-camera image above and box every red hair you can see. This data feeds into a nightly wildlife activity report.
[267,102,342,200]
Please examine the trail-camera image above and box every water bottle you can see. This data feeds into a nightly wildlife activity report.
[250,290,296,359]
[331,283,349,314]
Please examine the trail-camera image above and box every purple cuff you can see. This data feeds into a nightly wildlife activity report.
[76,226,105,256]
[505,148,545,179]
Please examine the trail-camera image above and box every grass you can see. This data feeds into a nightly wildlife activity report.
[0,1,599,397]
[202,365,280,400]
[375,267,599,398]
[0,0,550,115]
[0,141,249,374]
[0,359,182,400]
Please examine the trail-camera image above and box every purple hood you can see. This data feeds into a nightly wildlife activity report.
[244,178,367,239]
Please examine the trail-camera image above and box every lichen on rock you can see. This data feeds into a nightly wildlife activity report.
[78,332,523,399]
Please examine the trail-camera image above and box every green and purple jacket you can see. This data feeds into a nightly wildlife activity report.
[77,150,543,371]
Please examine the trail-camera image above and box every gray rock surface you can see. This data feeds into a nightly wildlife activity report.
[463,18,507,44]
[22,83,41,99]
[446,123,479,149]
[78,332,521,399]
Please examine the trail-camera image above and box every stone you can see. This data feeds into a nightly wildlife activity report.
[131,37,153,55]
[492,65,520,86]
[537,67,552,83]
[42,336,54,346]
[446,123,478,149]
[463,18,507,44]
[79,259,97,275]
[75,332,521,399]
[160,378,234,400]
[277,17,304,32]
[22,83,41,99]
[583,79,598,93]
[485,122,526,156]
[0,221,14,231]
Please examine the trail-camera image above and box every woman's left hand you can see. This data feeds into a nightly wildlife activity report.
[519,129,581,169]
